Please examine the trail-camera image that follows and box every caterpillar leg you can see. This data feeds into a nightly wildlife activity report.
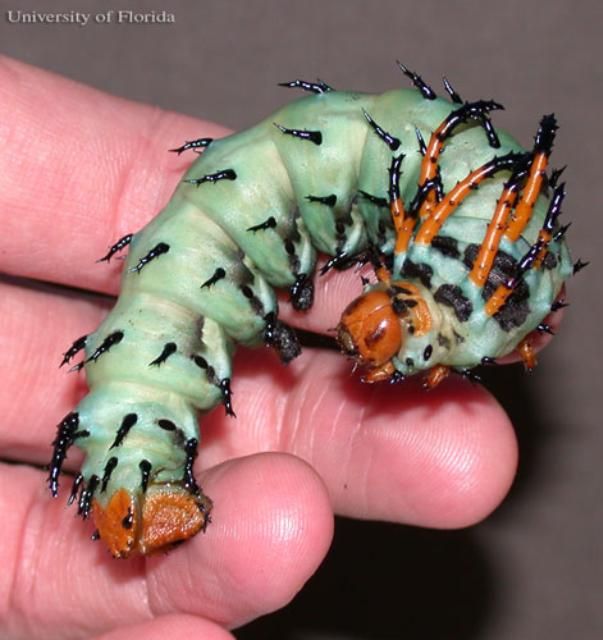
[517,337,537,372]
[423,364,450,389]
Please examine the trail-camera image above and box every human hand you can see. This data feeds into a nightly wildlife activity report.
[0,56,518,639]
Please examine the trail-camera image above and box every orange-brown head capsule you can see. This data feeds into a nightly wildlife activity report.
[337,290,403,368]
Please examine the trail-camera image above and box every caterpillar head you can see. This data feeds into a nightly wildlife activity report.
[92,485,212,558]
[337,281,452,383]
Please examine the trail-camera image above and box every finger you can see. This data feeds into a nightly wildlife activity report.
[212,351,519,528]
[0,453,333,637]
[93,614,234,640]
[0,55,229,293]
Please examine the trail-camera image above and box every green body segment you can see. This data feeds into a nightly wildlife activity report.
[75,88,572,504]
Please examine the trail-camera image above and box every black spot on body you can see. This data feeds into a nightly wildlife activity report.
[464,244,531,331]
[543,252,558,270]
[157,419,177,431]
[401,259,433,289]
[423,344,433,361]
[139,460,152,493]
[437,333,451,349]
[431,235,460,259]
[434,284,473,322]
[122,507,134,529]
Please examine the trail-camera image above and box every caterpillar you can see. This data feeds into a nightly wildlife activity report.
[49,66,576,558]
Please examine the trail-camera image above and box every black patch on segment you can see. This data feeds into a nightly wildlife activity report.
[362,110,401,151]
[149,342,177,367]
[101,456,118,492]
[67,473,84,506]
[91,530,100,541]
[60,335,88,368]
[543,252,558,270]
[184,168,237,187]
[247,216,277,232]
[86,331,124,363]
[431,235,460,260]
[78,474,99,519]
[122,507,134,530]
[192,354,221,391]
[110,413,138,449]
[392,298,410,316]
[97,233,133,263]
[405,357,415,368]
[278,79,333,94]
[157,419,177,431]
[130,242,170,274]
[400,259,433,289]
[169,137,213,155]
[423,344,433,361]
[437,333,451,349]
[434,284,473,322]
[358,190,388,208]
[284,239,296,255]
[274,123,322,145]
[48,412,82,497]
[220,378,236,417]
[464,244,530,331]
[306,194,337,207]
[240,285,265,315]
[397,62,437,100]
[201,267,226,289]
[183,438,200,494]
[453,330,465,344]
[290,273,314,311]
[139,460,152,493]
[263,312,302,363]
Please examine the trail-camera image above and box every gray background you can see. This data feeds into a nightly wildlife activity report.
[2,0,601,638]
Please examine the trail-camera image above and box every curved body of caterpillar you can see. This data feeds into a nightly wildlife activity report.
[50,75,574,558]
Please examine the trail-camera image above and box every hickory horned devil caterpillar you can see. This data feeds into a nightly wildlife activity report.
[49,64,578,558]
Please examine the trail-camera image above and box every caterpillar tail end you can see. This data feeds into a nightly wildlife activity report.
[92,485,213,558]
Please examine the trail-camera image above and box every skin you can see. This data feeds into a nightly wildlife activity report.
[0,56,533,639]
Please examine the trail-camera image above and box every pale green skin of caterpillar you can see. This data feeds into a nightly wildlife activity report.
[75,88,573,505]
